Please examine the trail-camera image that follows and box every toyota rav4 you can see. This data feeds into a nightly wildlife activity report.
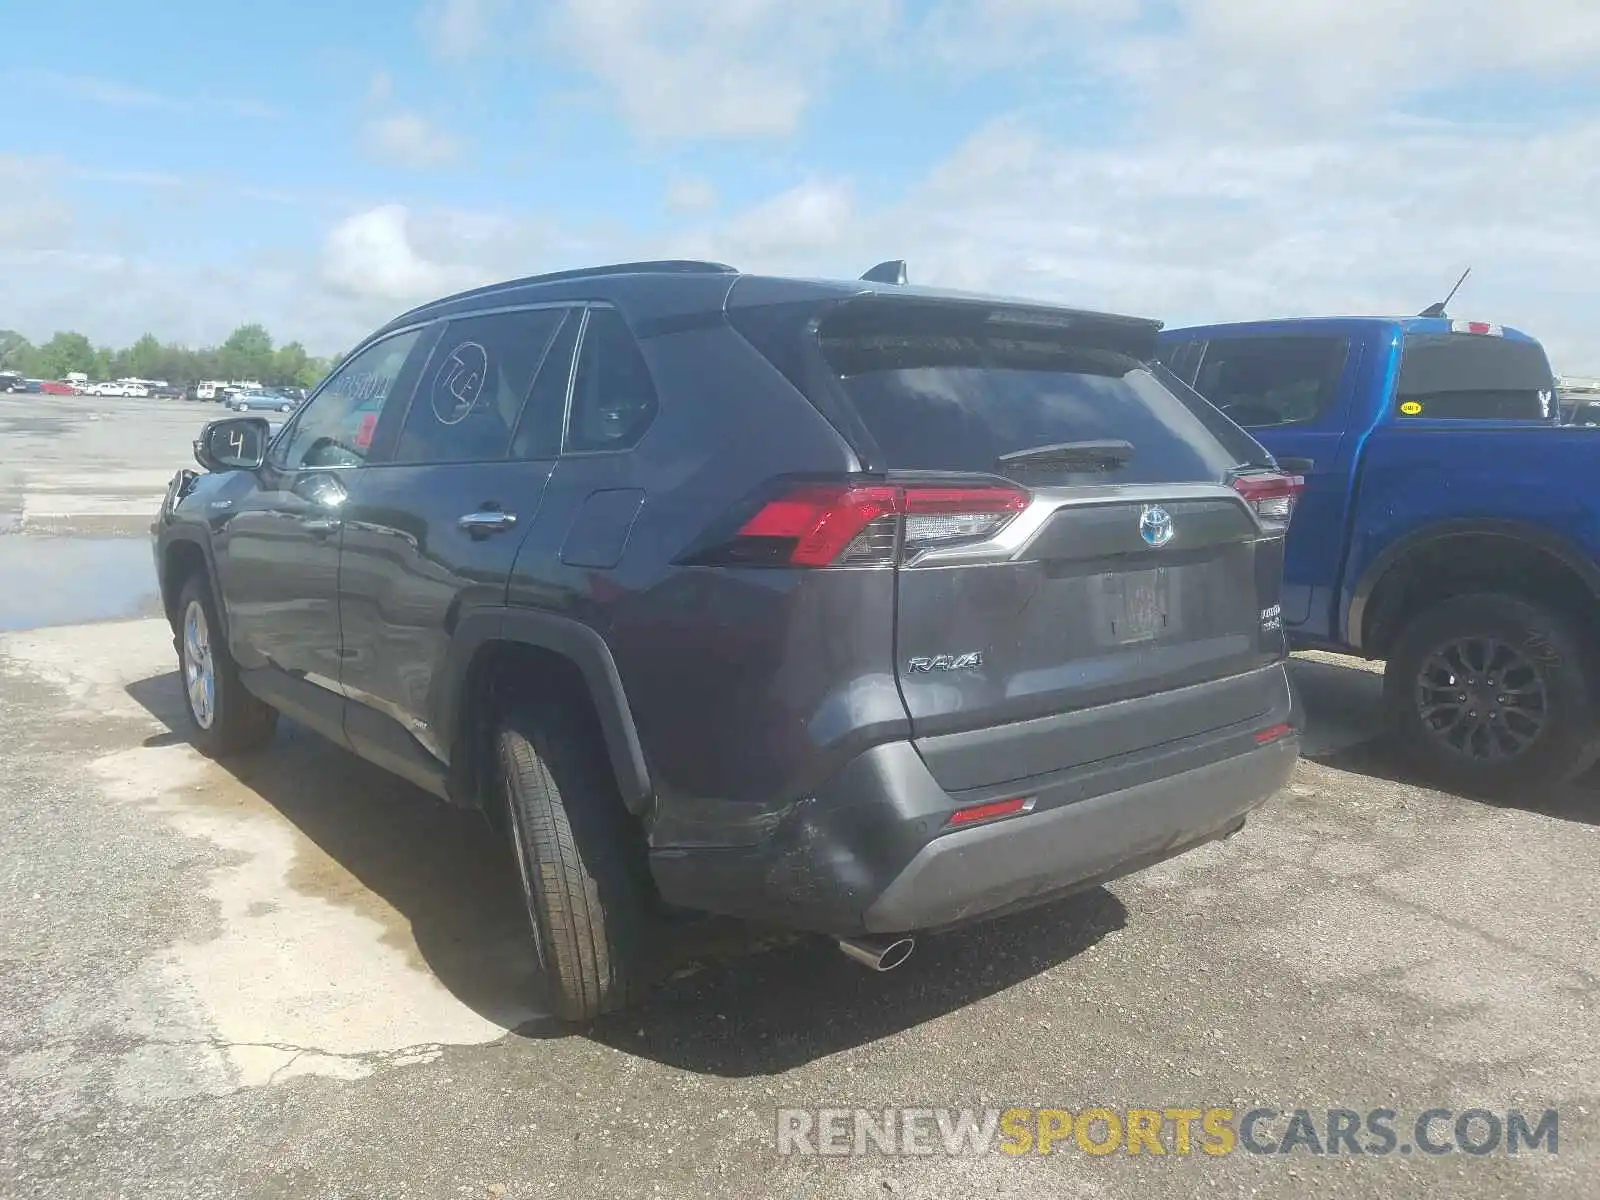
[153,259,1301,1020]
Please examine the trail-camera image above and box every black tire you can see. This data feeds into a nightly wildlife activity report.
[1384,592,1599,791]
[174,574,277,756]
[498,700,649,1021]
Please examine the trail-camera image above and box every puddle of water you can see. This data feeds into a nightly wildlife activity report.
[0,536,162,630]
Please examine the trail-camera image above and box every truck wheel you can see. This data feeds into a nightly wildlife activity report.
[498,700,648,1021]
[1384,593,1599,790]
[175,575,277,756]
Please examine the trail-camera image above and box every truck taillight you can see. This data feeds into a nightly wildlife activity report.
[704,481,1029,568]
[1231,471,1303,535]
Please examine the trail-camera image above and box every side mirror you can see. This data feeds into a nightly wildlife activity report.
[195,417,270,472]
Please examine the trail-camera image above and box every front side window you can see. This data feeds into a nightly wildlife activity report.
[564,308,659,454]
[393,308,570,464]
[1192,336,1349,429]
[273,330,423,470]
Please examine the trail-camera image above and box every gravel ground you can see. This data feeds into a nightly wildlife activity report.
[0,392,1595,1199]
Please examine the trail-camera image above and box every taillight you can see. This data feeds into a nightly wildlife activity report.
[1231,471,1303,535]
[704,480,1029,568]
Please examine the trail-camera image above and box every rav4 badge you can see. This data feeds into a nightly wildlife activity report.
[907,652,984,673]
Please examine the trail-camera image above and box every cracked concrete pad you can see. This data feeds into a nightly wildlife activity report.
[0,618,534,1102]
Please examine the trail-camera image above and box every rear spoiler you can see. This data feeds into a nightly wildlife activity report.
[824,295,1162,363]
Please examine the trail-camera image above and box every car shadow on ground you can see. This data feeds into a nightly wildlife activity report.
[582,890,1126,1076]
[1290,655,1600,828]
[124,670,1128,1074]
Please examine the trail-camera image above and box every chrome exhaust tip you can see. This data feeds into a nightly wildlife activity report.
[837,934,916,972]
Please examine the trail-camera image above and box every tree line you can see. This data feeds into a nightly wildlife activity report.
[0,324,336,390]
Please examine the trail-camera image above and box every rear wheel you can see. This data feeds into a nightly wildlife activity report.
[498,700,649,1021]
[1384,593,1599,790]
[175,575,277,756]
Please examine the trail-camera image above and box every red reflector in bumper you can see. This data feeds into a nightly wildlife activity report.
[946,796,1030,827]
[1254,722,1294,745]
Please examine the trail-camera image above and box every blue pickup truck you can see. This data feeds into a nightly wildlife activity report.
[1157,315,1600,790]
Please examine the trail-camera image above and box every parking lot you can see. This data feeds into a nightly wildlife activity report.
[1,392,1597,1198]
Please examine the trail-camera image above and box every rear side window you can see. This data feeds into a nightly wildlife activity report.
[565,307,659,454]
[1396,333,1554,420]
[1191,336,1349,429]
[393,308,569,464]
[817,305,1247,485]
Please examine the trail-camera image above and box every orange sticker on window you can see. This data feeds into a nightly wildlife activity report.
[354,411,378,449]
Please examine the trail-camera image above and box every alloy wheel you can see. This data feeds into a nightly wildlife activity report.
[182,599,216,730]
[1413,635,1548,763]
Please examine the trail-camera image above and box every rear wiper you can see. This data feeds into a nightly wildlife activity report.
[997,439,1134,472]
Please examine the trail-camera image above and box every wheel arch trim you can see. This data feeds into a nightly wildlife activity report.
[1346,518,1600,654]
[439,606,653,814]
[157,528,228,641]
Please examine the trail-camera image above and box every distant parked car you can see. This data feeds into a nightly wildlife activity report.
[228,388,297,413]
[40,380,75,396]
[0,371,24,393]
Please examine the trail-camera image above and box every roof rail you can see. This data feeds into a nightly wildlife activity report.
[394,259,740,322]
[517,259,738,285]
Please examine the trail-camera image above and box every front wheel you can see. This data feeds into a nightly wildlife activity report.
[1384,593,1599,791]
[175,575,277,756]
[498,701,649,1021]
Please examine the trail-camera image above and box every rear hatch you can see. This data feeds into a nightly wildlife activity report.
[809,297,1290,783]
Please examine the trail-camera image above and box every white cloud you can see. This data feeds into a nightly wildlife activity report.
[363,112,461,169]
[9,2,1600,375]
[1111,0,1600,128]
[19,70,274,119]
[21,71,182,109]
[549,0,895,138]
[914,0,1142,70]
[717,179,855,257]
[419,0,510,59]
[663,176,718,215]
[320,206,468,302]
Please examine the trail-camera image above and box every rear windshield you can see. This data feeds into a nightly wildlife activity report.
[817,308,1247,485]
[1396,333,1555,421]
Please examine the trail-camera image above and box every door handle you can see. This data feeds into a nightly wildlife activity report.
[458,510,518,536]
[301,517,342,536]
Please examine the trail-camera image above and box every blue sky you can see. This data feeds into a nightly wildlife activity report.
[2,0,1598,371]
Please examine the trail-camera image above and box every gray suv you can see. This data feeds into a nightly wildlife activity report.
[153,260,1300,1019]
